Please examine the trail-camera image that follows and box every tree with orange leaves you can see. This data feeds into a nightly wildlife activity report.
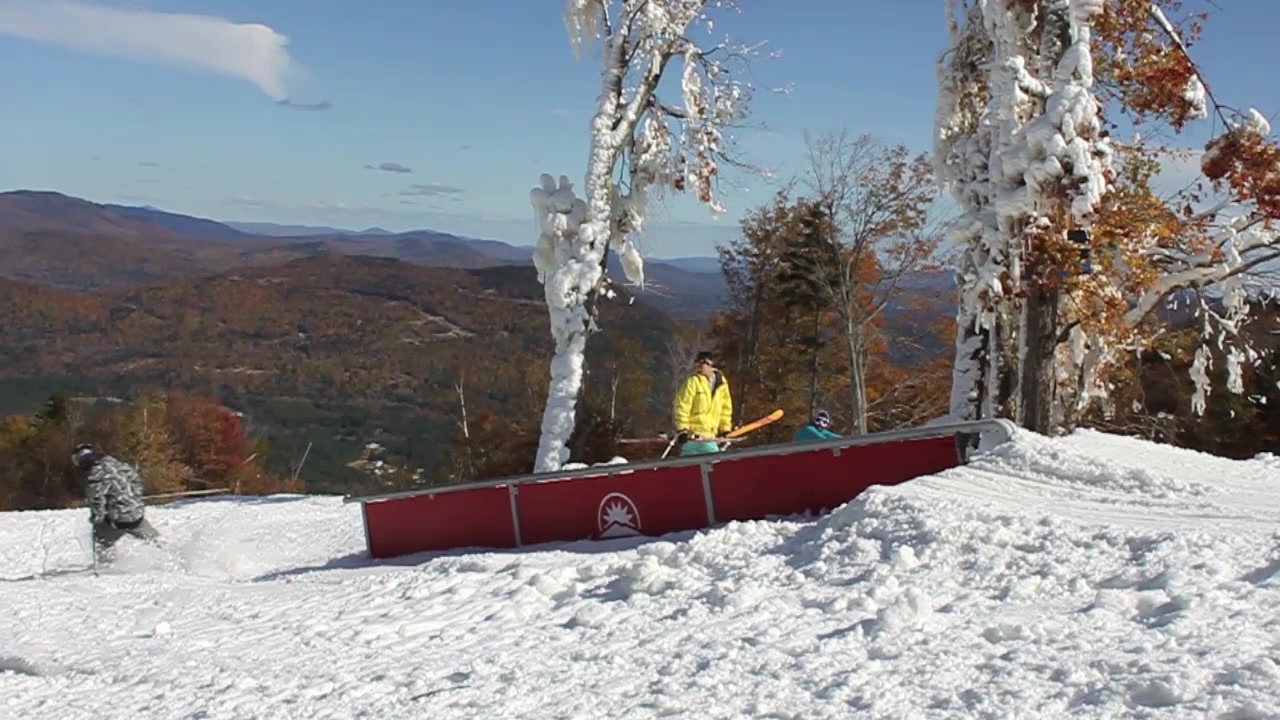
[710,135,946,437]
[794,130,941,434]
[935,0,1280,432]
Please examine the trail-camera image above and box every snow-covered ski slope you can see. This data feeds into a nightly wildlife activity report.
[3,428,1280,719]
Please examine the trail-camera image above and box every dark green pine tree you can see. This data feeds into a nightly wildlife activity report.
[35,391,71,428]
[776,201,840,416]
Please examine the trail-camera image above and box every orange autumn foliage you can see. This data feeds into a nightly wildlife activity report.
[0,391,301,512]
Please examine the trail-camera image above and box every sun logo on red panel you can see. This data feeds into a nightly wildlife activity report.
[598,492,641,538]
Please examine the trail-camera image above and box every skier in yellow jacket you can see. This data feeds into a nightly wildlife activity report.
[672,351,733,455]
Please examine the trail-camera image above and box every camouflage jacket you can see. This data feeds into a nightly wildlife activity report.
[85,455,146,526]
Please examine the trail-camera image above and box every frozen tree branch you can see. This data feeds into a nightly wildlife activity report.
[531,0,769,472]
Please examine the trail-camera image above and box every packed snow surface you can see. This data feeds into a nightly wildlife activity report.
[4,429,1280,718]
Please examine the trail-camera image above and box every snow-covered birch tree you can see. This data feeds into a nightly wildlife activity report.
[530,0,760,472]
[935,0,1280,432]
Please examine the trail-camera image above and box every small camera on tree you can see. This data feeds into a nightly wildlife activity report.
[1068,228,1092,275]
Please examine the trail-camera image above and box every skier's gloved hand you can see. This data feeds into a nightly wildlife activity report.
[675,429,690,444]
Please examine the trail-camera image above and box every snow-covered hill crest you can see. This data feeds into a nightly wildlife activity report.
[3,428,1278,718]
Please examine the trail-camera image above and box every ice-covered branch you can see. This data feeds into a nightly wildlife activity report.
[1144,3,1216,125]
[1126,217,1280,327]
[530,173,588,283]
[532,0,765,472]
[565,0,607,59]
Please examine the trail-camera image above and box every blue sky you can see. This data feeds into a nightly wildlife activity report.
[1,0,1276,258]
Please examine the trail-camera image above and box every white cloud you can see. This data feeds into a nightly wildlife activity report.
[0,0,296,100]
[400,183,465,197]
[365,162,413,174]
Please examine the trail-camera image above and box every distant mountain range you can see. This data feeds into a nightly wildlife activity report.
[219,220,724,274]
[0,190,730,321]
[224,221,397,238]
[97,200,726,275]
[0,187,959,338]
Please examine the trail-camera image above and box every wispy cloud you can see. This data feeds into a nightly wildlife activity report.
[221,196,390,213]
[277,98,331,111]
[138,160,158,168]
[365,162,413,174]
[0,0,297,100]
[222,195,278,209]
[400,183,464,197]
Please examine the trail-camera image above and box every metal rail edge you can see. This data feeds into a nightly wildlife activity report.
[343,418,1018,505]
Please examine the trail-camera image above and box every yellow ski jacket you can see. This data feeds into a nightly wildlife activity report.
[673,371,733,439]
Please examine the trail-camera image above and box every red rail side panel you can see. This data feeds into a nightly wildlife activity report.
[515,464,707,546]
[709,435,961,523]
[362,486,516,558]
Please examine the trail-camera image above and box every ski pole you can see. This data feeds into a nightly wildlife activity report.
[144,488,230,502]
[660,435,681,459]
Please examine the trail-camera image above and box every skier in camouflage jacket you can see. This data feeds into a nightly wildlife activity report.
[73,444,159,559]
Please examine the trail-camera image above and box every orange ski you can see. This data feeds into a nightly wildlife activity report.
[724,409,784,439]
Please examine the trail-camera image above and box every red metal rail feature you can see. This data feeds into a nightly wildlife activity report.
[707,433,963,524]
[515,463,708,547]
[360,485,517,558]
[345,419,1016,560]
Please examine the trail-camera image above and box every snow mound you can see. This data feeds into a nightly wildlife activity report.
[975,427,1216,498]
[3,429,1280,717]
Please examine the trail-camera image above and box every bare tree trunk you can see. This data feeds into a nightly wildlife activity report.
[965,299,1016,422]
[609,370,619,423]
[994,314,1017,418]
[950,322,987,420]
[844,317,869,434]
[568,412,596,462]
[455,372,469,440]
[1018,274,1060,433]
[739,282,768,422]
[807,307,822,416]
[290,442,311,489]
[949,247,990,421]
